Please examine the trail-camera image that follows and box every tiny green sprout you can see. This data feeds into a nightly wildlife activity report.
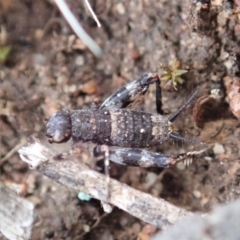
[160,60,188,90]
[0,45,11,63]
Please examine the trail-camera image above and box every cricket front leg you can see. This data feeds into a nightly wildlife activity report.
[100,72,163,114]
[94,146,206,168]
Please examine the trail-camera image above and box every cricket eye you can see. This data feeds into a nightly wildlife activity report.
[45,111,72,143]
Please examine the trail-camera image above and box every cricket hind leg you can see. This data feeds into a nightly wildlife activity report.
[100,72,163,114]
[100,146,207,168]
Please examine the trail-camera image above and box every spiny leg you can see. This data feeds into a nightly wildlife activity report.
[94,146,206,168]
[101,146,207,168]
[100,72,163,114]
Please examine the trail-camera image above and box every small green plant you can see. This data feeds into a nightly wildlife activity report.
[0,45,11,63]
[160,59,187,90]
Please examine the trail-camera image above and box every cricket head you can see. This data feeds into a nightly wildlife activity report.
[46,110,72,143]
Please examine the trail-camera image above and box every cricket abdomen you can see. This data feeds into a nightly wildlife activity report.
[70,109,170,148]
[108,109,169,148]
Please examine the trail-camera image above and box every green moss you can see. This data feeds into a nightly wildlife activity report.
[0,45,11,63]
[160,59,187,90]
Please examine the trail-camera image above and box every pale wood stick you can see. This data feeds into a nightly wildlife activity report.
[18,137,195,230]
[0,182,37,240]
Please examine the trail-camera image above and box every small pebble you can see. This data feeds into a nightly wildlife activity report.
[141,224,158,235]
[224,59,234,70]
[204,156,213,162]
[79,80,97,95]
[235,0,240,7]
[75,55,85,66]
[213,143,225,155]
[32,53,46,66]
[44,230,54,238]
[217,11,228,27]
[64,84,77,93]
[83,224,90,232]
[132,222,141,233]
[77,192,92,201]
[193,190,202,198]
[130,45,141,61]
[116,3,125,15]
[34,29,44,40]
[144,172,158,188]
[176,161,186,170]
[212,0,223,6]
[119,216,129,227]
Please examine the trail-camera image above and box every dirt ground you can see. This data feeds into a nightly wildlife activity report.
[1,0,240,239]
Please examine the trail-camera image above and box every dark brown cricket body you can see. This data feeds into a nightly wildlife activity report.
[45,73,204,170]
[46,109,171,148]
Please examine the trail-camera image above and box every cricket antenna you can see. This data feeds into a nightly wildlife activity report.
[169,132,203,146]
[168,90,199,123]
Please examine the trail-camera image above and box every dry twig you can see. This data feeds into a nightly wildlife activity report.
[0,138,27,165]
[54,0,102,57]
[84,0,101,27]
[18,137,196,229]
[0,181,37,240]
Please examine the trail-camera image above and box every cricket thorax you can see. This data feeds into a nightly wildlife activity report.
[69,109,170,148]
[70,109,112,144]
